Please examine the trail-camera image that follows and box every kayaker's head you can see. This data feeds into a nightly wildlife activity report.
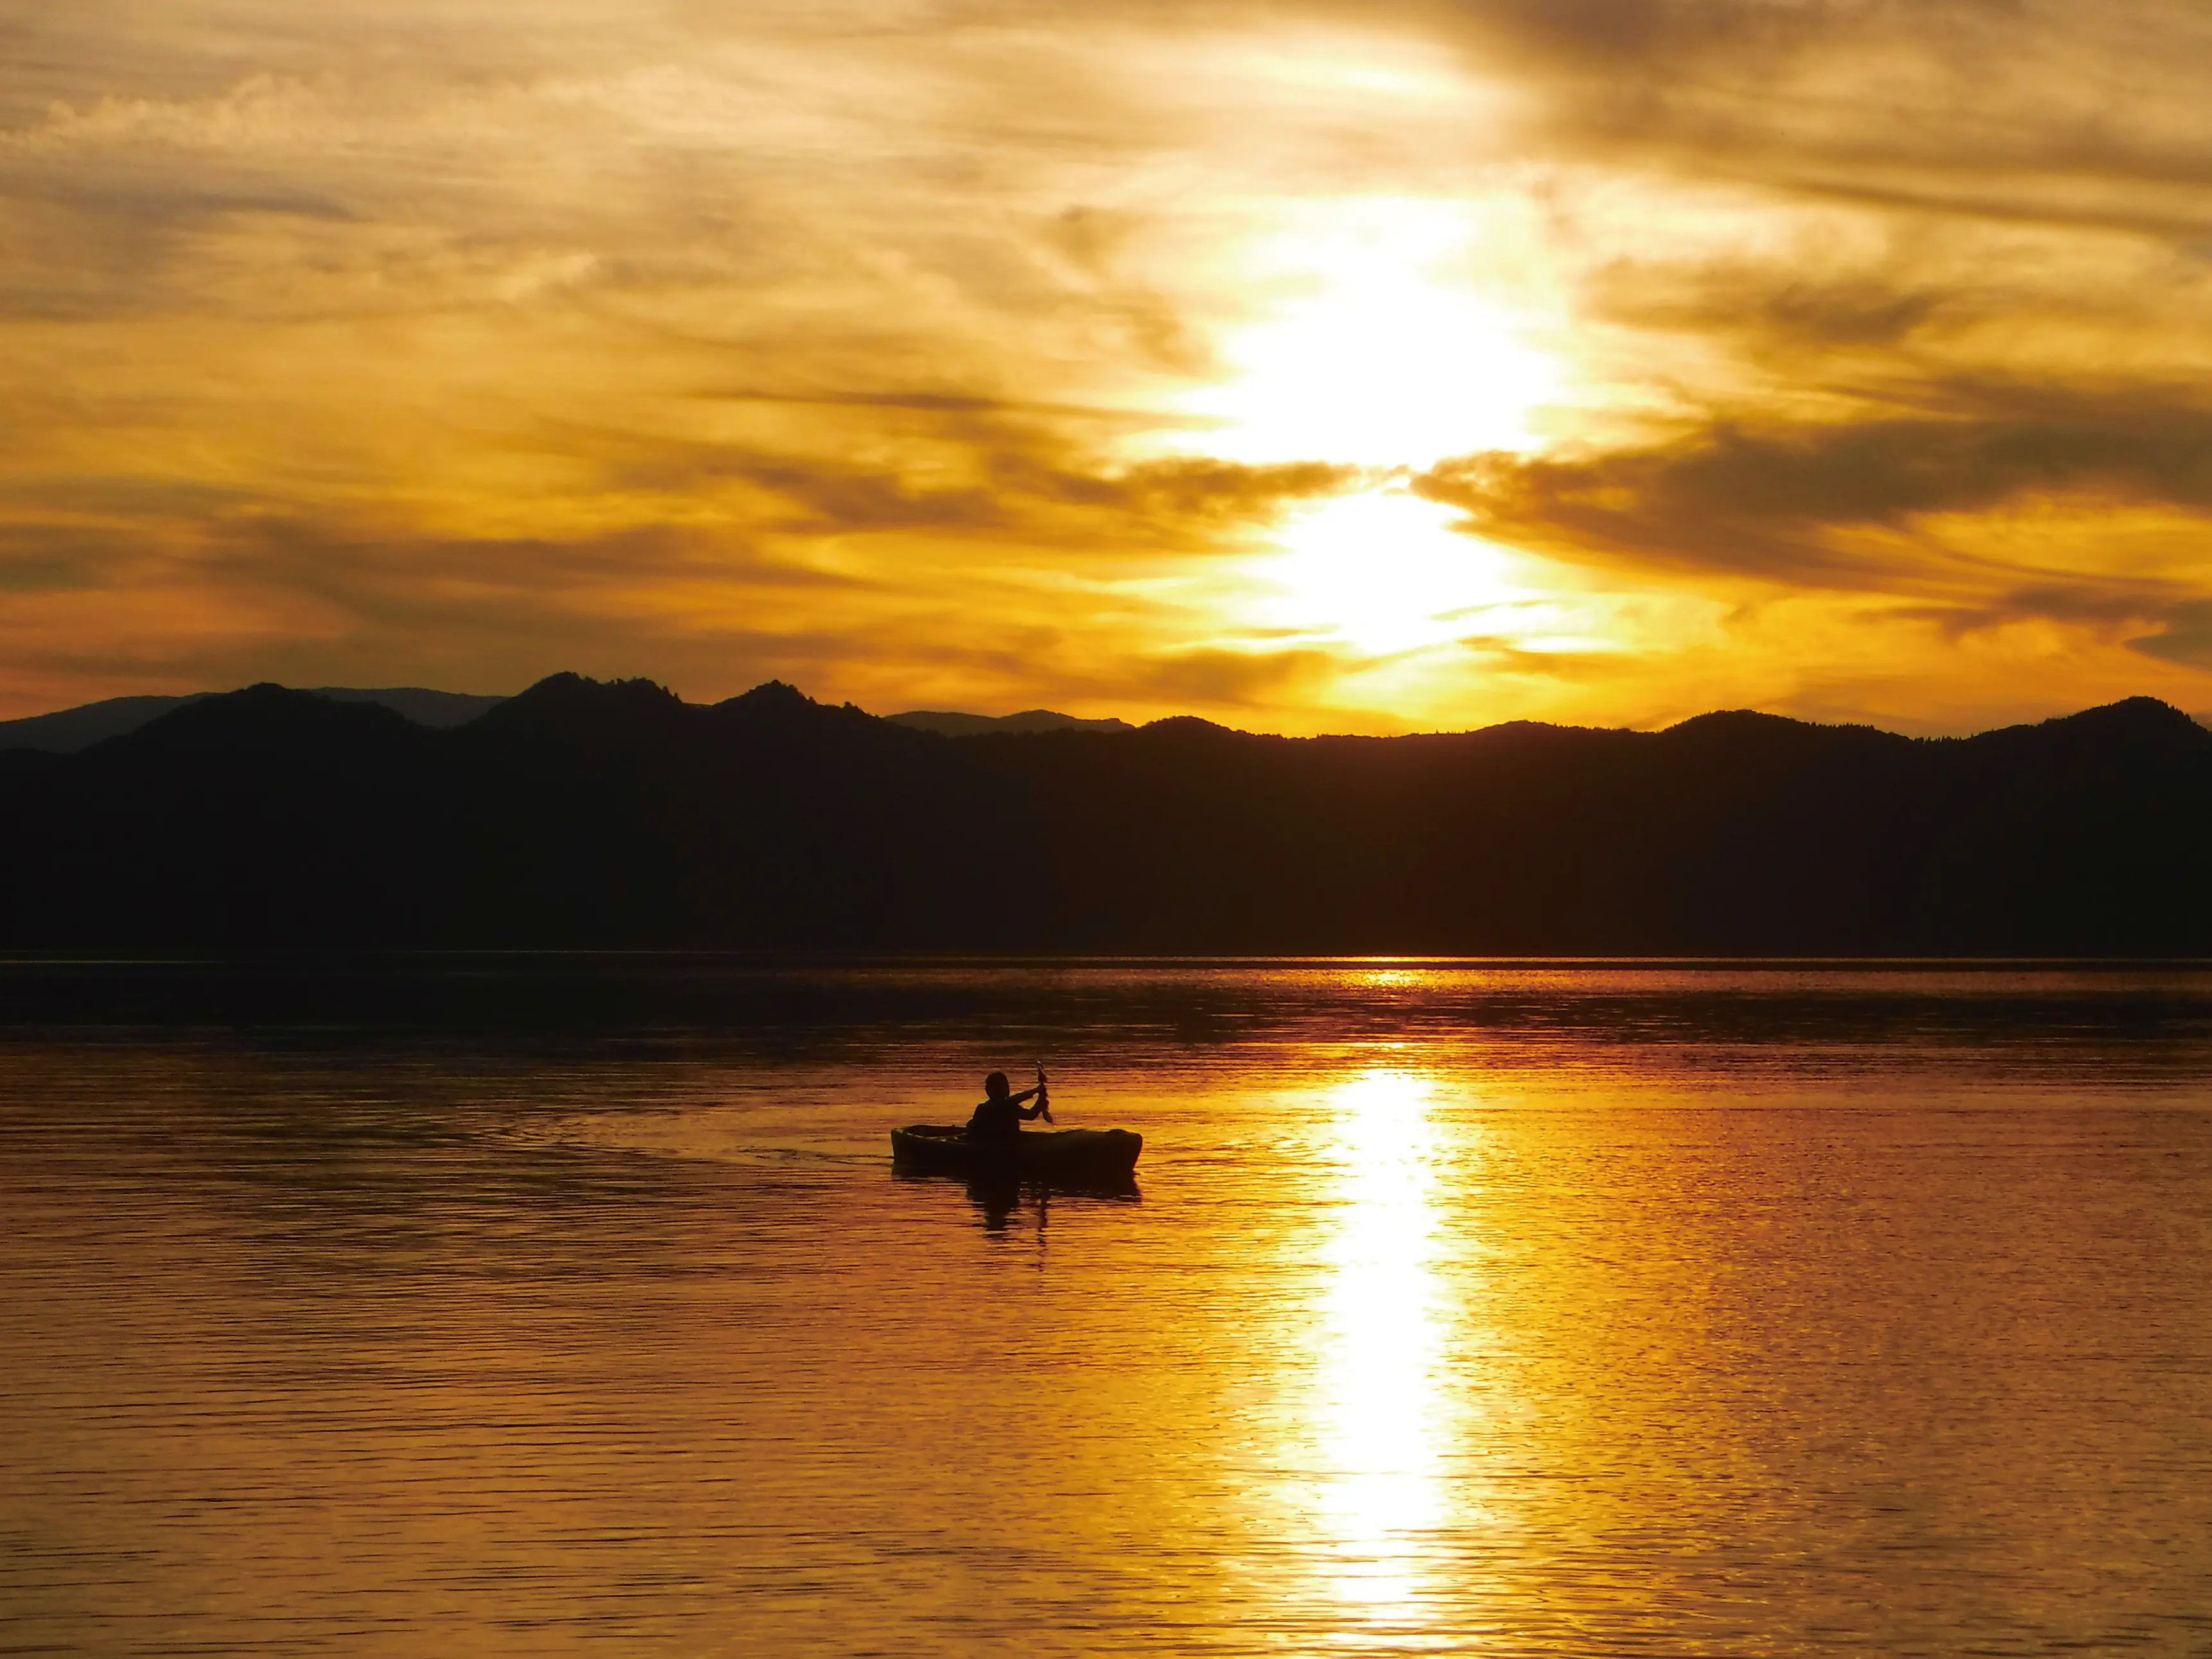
[983,1070,1011,1100]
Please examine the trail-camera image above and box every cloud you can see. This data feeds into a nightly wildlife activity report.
[1456,635,1637,681]
[2130,598,2212,670]
[4,0,2212,733]
[1381,0,2212,230]
[1415,381,2212,595]
[1126,643,1347,707]
[1585,263,1959,354]
[1018,457,1370,529]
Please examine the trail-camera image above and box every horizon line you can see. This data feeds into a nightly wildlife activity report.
[2,672,2209,745]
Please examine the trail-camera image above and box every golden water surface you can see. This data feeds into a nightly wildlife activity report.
[3,961,2209,1655]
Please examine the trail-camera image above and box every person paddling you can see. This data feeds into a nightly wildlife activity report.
[966,1066,1049,1143]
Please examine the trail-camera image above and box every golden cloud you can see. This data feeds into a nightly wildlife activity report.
[1,0,2210,730]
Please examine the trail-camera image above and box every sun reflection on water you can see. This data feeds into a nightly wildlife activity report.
[1314,1068,1452,1638]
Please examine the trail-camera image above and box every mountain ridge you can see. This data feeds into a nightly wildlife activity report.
[6,677,2205,752]
[3,673,2206,954]
[0,686,509,752]
[889,708,1136,737]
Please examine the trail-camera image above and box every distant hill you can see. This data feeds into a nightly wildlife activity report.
[0,694,216,752]
[887,708,1135,737]
[0,687,1125,751]
[1,673,2207,953]
[0,686,507,751]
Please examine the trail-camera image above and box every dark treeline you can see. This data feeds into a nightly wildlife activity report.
[3,672,2208,953]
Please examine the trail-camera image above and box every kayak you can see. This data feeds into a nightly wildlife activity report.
[891,1124,1143,1180]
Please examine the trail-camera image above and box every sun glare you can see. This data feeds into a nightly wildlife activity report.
[1317,1068,1449,1623]
[1164,198,1572,672]
[1188,200,1559,470]
[1260,486,1532,656]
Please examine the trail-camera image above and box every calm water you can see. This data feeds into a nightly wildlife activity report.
[3,960,2211,1656]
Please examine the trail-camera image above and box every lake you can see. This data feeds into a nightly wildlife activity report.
[3,959,2210,1656]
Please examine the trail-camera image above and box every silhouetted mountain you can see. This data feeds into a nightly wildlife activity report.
[888,708,1135,737]
[311,687,508,729]
[2,675,2207,952]
[0,685,506,751]
[0,693,214,751]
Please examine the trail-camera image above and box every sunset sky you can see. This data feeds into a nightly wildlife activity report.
[6,1,2212,733]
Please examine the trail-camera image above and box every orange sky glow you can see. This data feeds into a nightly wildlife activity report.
[6,1,2212,733]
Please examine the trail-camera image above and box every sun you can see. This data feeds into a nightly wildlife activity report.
[1163,198,1567,664]
[1185,198,1560,471]
[1258,487,1533,656]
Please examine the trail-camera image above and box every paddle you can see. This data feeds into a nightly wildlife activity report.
[1034,1061,1053,1124]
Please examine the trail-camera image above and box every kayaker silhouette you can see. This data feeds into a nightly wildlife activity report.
[889,1067,1137,1181]
[966,1066,1050,1143]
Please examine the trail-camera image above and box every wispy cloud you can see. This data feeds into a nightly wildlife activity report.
[1,0,2209,730]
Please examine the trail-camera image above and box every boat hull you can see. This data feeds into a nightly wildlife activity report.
[891,1124,1142,1180]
